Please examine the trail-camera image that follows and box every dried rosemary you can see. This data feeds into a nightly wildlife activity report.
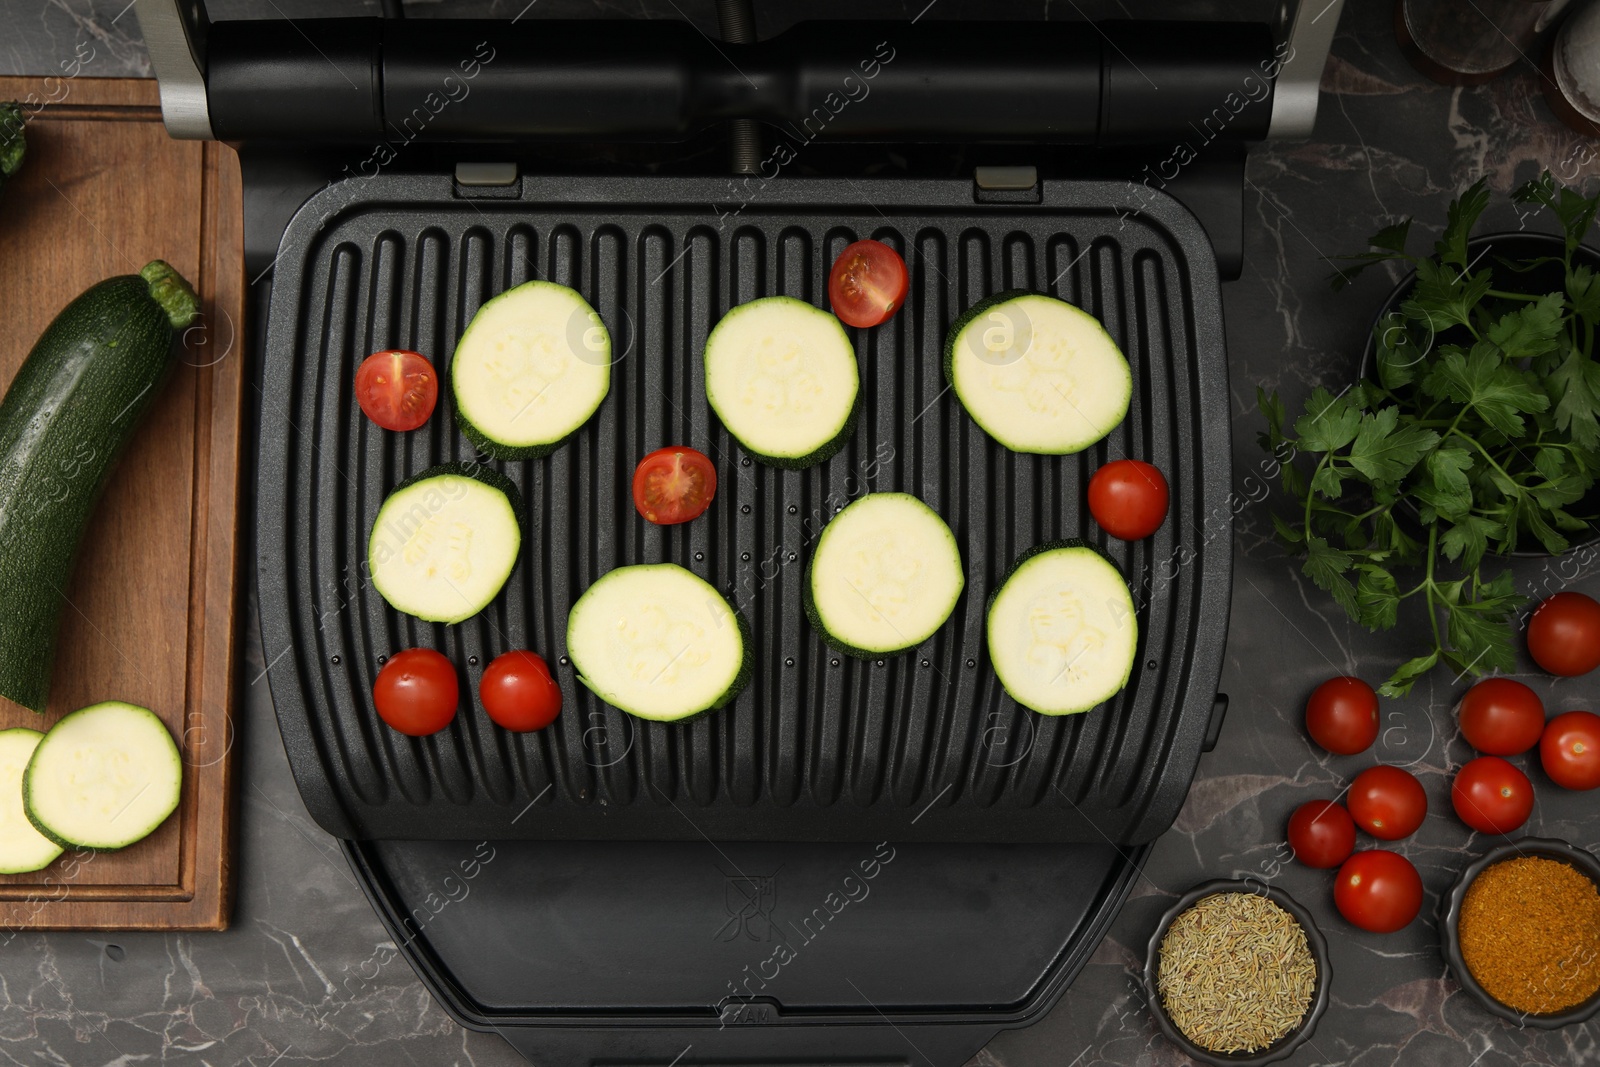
[1156,892,1318,1053]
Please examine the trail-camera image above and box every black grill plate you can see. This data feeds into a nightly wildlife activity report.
[256,175,1231,843]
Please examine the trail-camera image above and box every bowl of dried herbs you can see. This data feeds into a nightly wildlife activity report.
[1442,837,1600,1026]
[1143,879,1331,1065]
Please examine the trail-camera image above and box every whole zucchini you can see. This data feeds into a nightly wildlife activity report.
[0,261,197,711]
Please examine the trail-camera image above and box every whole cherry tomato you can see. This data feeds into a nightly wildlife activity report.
[373,648,458,736]
[1334,849,1424,933]
[1540,710,1600,790]
[1305,676,1380,754]
[1457,677,1545,756]
[1527,592,1600,676]
[1087,460,1169,541]
[1451,756,1534,834]
[1287,799,1357,869]
[1347,765,1428,840]
[479,650,563,732]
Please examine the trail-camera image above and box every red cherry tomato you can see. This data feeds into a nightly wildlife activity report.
[632,446,717,525]
[1286,799,1357,869]
[1451,756,1534,834]
[355,349,438,431]
[373,648,458,736]
[1087,460,1169,541]
[1540,710,1600,790]
[1334,849,1424,933]
[1347,765,1428,840]
[1305,676,1380,755]
[479,650,563,732]
[828,239,909,328]
[1457,677,1545,756]
[1527,592,1600,676]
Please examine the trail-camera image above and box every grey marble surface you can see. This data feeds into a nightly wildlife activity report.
[4,1,1600,1065]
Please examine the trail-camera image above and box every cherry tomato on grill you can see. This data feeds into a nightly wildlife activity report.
[1347,765,1428,841]
[1541,710,1600,790]
[1527,592,1600,677]
[1286,799,1357,869]
[373,648,458,736]
[479,650,563,732]
[1304,676,1380,755]
[1457,677,1544,756]
[1451,756,1534,835]
[355,349,438,431]
[828,239,909,328]
[1334,849,1424,933]
[632,446,717,525]
[1087,459,1169,541]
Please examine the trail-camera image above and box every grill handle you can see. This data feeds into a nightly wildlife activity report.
[192,17,1278,146]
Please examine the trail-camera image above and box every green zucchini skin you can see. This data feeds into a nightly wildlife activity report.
[0,101,25,200]
[0,262,197,711]
[455,415,582,462]
[391,460,524,513]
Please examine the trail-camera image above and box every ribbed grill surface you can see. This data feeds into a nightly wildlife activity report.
[258,176,1231,843]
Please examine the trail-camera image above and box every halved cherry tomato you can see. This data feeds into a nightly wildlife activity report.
[828,239,909,328]
[373,648,458,736]
[1527,592,1600,676]
[1287,799,1356,869]
[1457,677,1544,756]
[1541,710,1600,790]
[1087,459,1169,541]
[355,349,438,431]
[1347,765,1427,840]
[1334,849,1423,933]
[479,650,563,732]
[1305,676,1380,755]
[1451,756,1534,834]
[633,446,717,525]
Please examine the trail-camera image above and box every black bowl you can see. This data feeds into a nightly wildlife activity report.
[1143,879,1332,1067]
[1358,231,1600,557]
[1440,837,1600,1028]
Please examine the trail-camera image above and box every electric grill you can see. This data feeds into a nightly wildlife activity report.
[139,1,1344,1062]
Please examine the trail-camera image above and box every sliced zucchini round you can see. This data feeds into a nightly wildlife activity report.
[986,541,1137,716]
[369,463,522,624]
[0,729,62,873]
[566,563,751,722]
[944,290,1132,454]
[452,280,612,459]
[804,492,964,657]
[704,296,859,469]
[24,702,182,852]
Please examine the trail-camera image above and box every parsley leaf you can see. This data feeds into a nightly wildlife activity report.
[1303,536,1357,615]
[1346,407,1439,486]
[1294,387,1361,453]
[1550,344,1600,451]
[1421,343,1550,437]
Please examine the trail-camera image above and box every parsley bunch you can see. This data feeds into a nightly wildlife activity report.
[1260,173,1600,696]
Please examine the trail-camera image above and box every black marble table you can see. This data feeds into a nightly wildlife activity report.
[1,2,1597,1065]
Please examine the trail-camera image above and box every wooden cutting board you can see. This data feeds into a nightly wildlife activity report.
[0,77,243,930]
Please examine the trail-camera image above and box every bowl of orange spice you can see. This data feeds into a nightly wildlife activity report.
[1442,838,1600,1027]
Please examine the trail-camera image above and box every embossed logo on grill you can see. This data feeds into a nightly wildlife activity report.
[715,873,776,942]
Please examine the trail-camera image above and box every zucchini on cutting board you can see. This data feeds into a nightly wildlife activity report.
[0,262,197,711]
